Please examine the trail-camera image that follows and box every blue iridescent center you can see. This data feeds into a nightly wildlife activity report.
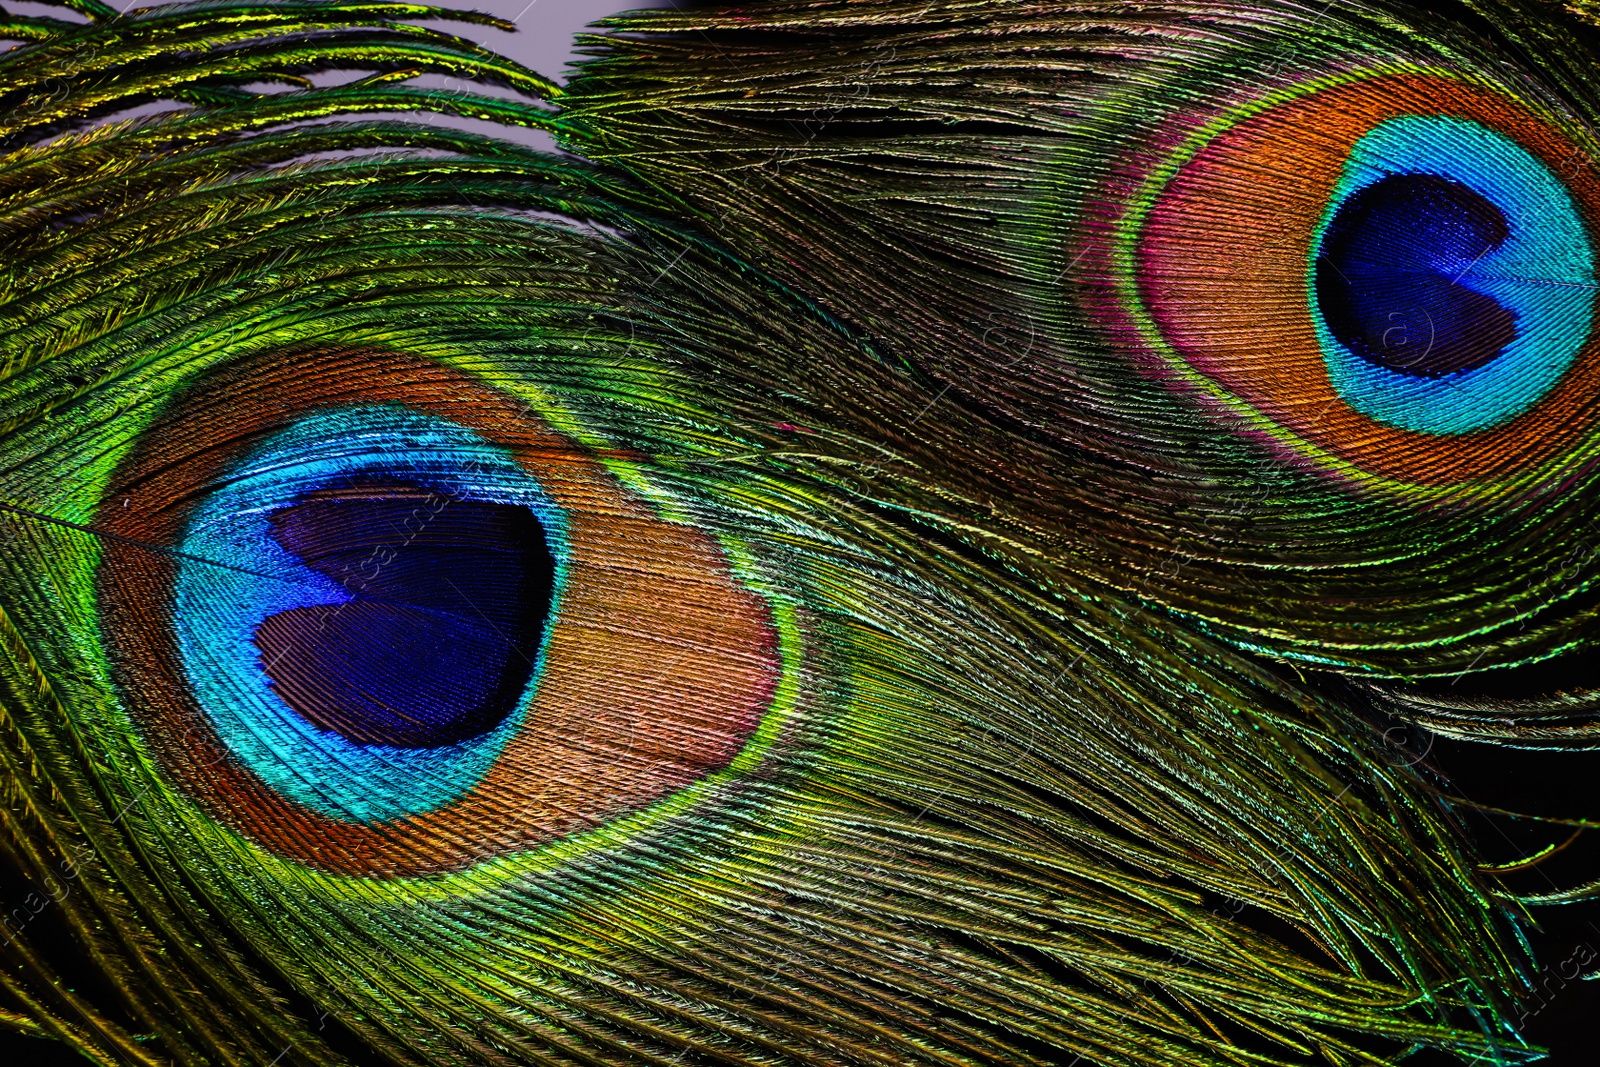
[173,405,568,823]
[1316,174,1515,378]
[1308,116,1595,435]
[257,478,554,748]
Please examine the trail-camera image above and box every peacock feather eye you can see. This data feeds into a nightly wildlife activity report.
[93,346,788,873]
[545,0,1600,683]
[1313,120,1592,416]
[1120,70,1600,489]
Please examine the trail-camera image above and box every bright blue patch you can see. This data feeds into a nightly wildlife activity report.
[173,406,568,824]
[1309,115,1595,435]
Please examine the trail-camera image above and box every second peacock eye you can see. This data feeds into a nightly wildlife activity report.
[1127,73,1600,486]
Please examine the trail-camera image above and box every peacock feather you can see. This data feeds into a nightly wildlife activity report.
[0,0,1594,1064]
